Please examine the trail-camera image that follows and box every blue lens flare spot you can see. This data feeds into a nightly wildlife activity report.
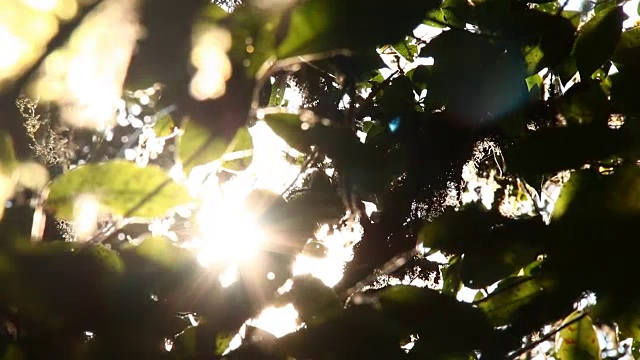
[388,117,401,133]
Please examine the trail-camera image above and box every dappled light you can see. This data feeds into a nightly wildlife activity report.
[2,0,640,359]
[30,0,141,130]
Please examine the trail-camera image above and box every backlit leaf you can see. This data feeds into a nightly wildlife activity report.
[46,160,193,220]
[477,276,554,326]
[153,114,175,137]
[391,39,418,62]
[0,132,16,173]
[221,127,254,171]
[263,112,309,153]
[130,235,193,271]
[178,117,229,175]
[557,311,600,360]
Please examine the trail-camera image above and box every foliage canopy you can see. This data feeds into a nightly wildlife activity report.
[1,0,640,359]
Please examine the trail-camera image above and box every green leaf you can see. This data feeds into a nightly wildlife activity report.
[276,0,438,58]
[424,0,471,28]
[609,69,640,115]
[523,45,545,76]
[153,114,175,137]
[0,132,16,173]
[406,65,431,92]
[513,11,576,73]
[525,74,543,91]
[1,345,25,360]
[378,75,417,116]
[281,275,342,325]
[460,218,545,289]
[268,74,288,107]
[376,285,493,352]
[392,39,418,62]
[263,112,309,153]
[173,326,197,358]
[557,311,600,360]
[129,235,193,271]
[552,166,640,222]
[573,6,627,78]
[178,117,230,175]
[221,127,254,171]
[477,276,554,326]
[557,80,610,126]
[46,160,193,220]
[613,27,640,71]
[503,126,632,181]
[417,204,498,254]
[442,256,463,296]
[0,132,17,221]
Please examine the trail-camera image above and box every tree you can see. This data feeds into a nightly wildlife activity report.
[0,0,640,359]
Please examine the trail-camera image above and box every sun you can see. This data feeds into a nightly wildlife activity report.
[192,187,265,268]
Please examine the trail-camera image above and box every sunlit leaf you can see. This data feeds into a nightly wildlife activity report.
[221,126,254,171]
[573,6,627,78]
[177,117,230,175]
[557,311,600,360]
[0,132,16,221]
[263,112,309,153]
[129,235,193,271]
[391,39,418,62]
[0,132,16,173]
[46,160,193,220]
[15,162,49,190]
[552,166,640,224]
[523,44,544,75]
[477,276,554,326]
[153,114,176,137]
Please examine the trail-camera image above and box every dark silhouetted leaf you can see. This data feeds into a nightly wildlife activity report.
[279,275,342,325]
[573,6,627,78]
[557,80,610,126]
[376,285,493,352]
[277,0,438,58]
[613,26,640,71]
[503,126,632,181]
